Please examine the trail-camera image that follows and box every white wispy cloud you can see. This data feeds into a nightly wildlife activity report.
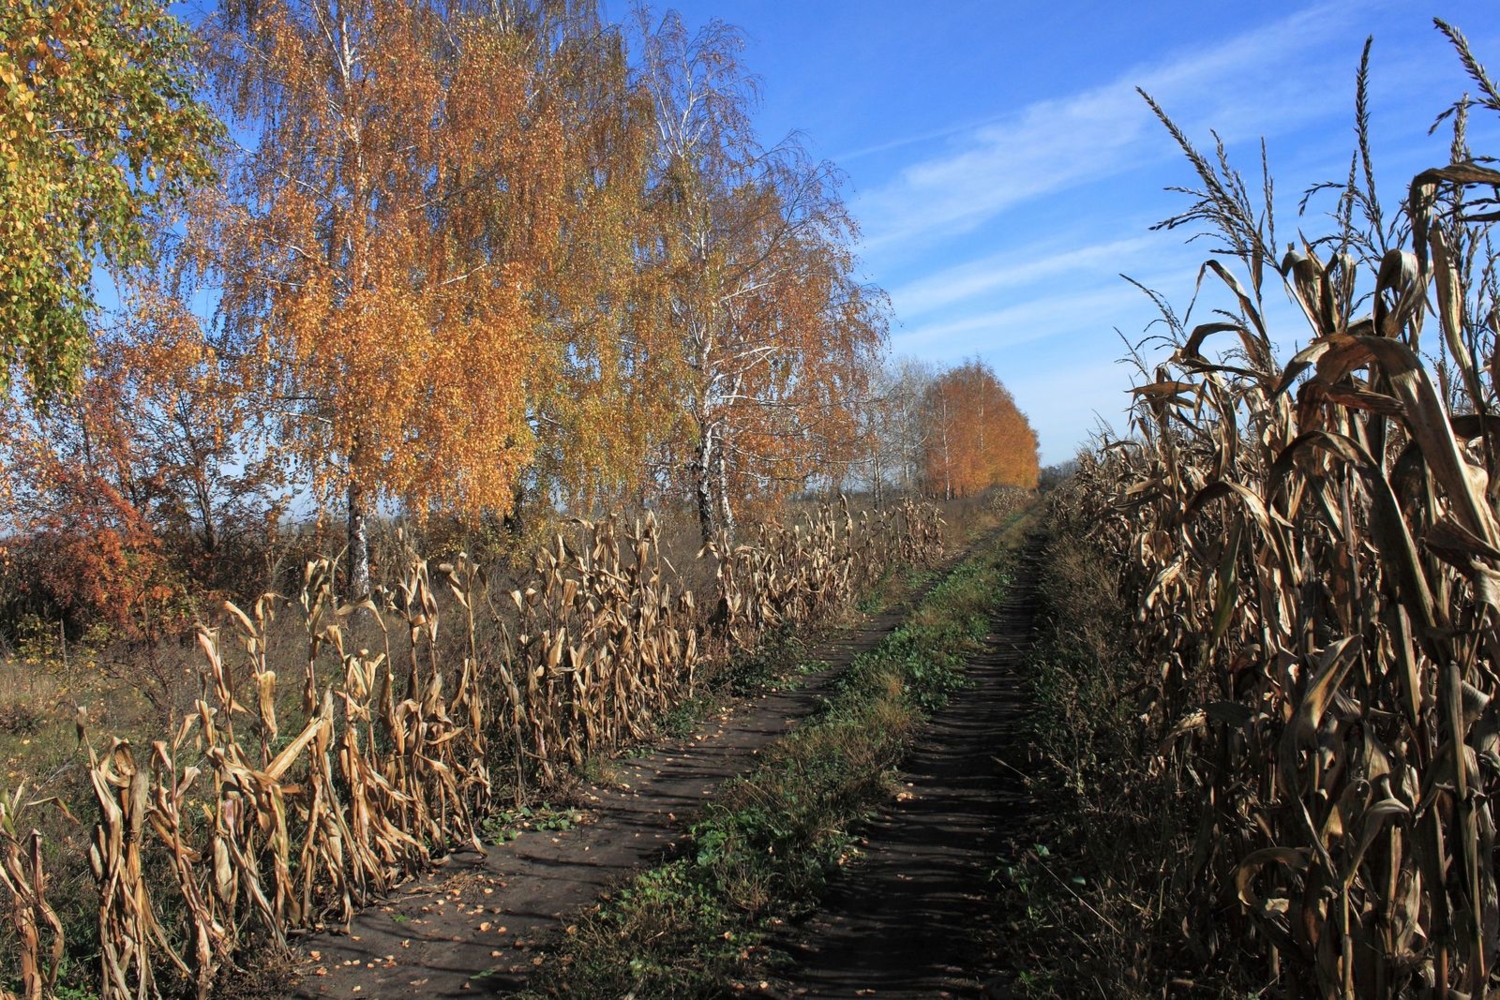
[1011,358,1144,463]
[855,1,1381,257]
[889,234,1160,318]
[888,228,1212,359]
[841,0,1488,463]
[894,283,1148,355]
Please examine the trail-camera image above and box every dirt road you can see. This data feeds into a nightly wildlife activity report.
[290,594,935,999]
[777,538,1038,998]
[289,535,1039,999]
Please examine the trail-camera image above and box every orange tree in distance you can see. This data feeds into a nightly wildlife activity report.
[922,360,1039,499]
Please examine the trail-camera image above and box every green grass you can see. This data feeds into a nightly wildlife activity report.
[516,526,1022,998]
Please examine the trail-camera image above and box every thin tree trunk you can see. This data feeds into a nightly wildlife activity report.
[694,424,717,545]
[503,479,526,542]
[348,480,371,600]
[716,440,734,540]
[978,402,985,468]
[941,394,953,502]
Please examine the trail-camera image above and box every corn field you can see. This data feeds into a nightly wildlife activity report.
[0,499,942,1000]
[1060,26,1500,999]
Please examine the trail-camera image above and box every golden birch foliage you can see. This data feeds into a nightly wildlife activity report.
[202,0,551,526]
[923,360,1038,497]
[528,22,687,513]
[719,198,884,506]
[635,11,887,538]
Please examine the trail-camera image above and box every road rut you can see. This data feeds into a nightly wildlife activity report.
[777,537,1039,998]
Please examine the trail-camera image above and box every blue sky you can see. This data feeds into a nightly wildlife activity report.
[631,1,1500,464]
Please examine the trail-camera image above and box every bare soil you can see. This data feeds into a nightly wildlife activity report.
[286,532,1039,1000]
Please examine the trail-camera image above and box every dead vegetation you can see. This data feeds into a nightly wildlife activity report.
[0,498,942,1000]
[1013,22,1500,999]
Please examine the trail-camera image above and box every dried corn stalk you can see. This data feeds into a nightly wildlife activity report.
[0,789,66,1000]
[1071,62,1500,996]
[57,497,942,999]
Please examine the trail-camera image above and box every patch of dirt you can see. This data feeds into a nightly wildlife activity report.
[774,537,1040,999]
[289,589,938,999]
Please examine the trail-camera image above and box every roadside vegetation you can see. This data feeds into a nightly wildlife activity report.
[1000,20,1500,999]
[0,498,953,1000]
[517,507,1030,998]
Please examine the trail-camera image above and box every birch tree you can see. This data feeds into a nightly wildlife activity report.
[200,0,556,596]
[637,10,886,542]
[922,360,1039,497]
[0,0,220,401]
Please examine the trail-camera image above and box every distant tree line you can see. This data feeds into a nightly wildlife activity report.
[848,357,1039,504]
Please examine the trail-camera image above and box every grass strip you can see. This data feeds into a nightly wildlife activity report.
[517,526,1021,999]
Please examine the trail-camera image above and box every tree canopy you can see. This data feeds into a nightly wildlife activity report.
[922,360,1039,498]
[0,0,220,401]
[0,0,1039,618]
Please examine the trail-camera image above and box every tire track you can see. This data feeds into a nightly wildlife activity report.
[777,535,1040,999]
[286,571,952,1000]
